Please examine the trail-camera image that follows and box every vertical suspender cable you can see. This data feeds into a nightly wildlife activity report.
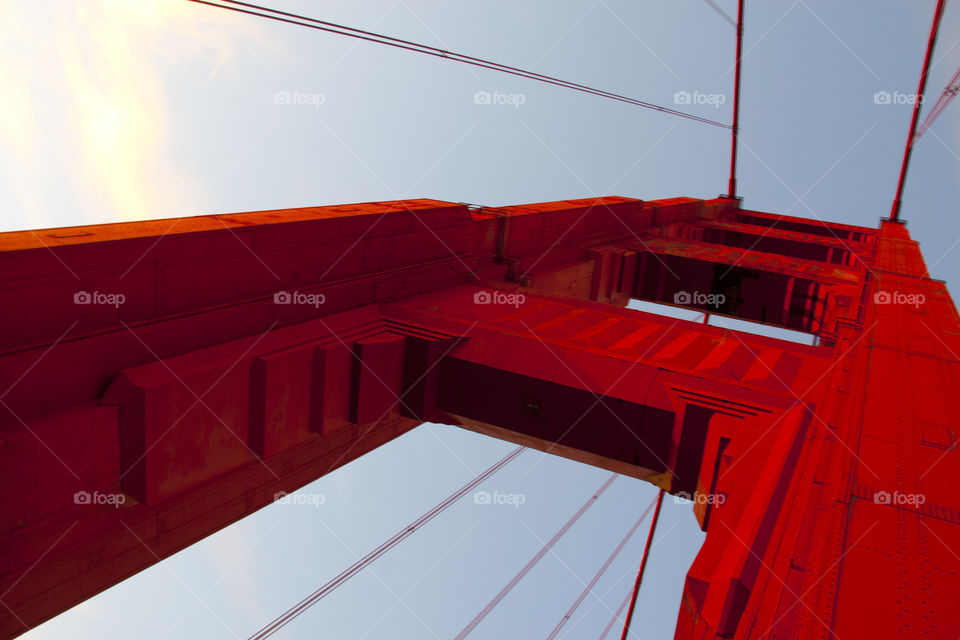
[727,0,745,199]
[890,0,949,222]
[619,488,665,640]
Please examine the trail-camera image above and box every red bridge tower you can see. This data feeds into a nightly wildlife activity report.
[1,195,957,638]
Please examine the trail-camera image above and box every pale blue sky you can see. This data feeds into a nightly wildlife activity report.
[4,1,960,638]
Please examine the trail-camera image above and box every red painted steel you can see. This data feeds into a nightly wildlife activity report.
[0,196,957,638]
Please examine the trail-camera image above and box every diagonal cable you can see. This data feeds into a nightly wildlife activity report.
[455,472,618,639]
[545,493,660,640]
[188,0,729,128]
[248,445,526,639]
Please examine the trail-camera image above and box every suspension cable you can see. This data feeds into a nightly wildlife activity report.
[545,493,660,640]
[247,445,527,639]
[890,0,949,222]
[599,590,634,640]
[455,473,619,639]
[619,488,665,640]
[916,63,960,139]
[703,0,737,28]
[187,0,730,129]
